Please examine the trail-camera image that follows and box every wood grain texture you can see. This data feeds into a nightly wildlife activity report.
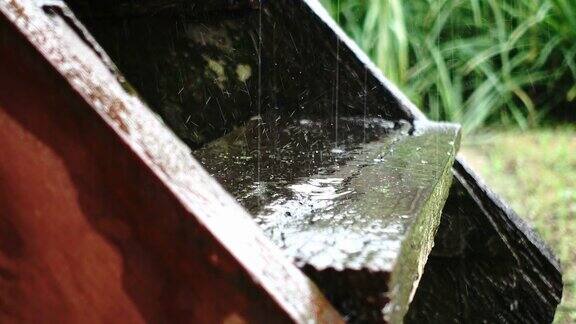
[60,0,562,322]
[195,117,460,323]
[67,0,260,18]
[0,0,563,322]
[405,162,563,323]
[65,0,420,150]
[0,1,342,323]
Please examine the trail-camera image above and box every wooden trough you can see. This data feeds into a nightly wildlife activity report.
[0,0,562,323]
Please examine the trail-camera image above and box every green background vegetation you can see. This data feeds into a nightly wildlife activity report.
[321,0,575,131]
[321,0,575,322]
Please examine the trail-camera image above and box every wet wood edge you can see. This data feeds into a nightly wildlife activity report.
[299,0,426,122]
[0,0,343,322]
[453,159,562,272]
[385,123,461,323]
[2,0,561,321]
[302,0,562,320]
[302,0,561,285]
[404,162,563,323]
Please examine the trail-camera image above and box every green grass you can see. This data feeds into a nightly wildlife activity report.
[460,128,576,323]
[321,0,576,131]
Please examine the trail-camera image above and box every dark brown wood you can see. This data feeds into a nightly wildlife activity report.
[0,1,342,323]
[405,161,563,323]
[66,0,260,18]
[195,117,460,323]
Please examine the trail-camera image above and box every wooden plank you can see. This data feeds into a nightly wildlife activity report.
[195,116,461,322]
[63,0,420,150]
[66,0,260,18]
[0,1,342,323]
[405,162,563,323]
[4,0,561,322]
[60,0,562,321]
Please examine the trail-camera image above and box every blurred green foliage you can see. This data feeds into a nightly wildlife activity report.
[321,0,576,131]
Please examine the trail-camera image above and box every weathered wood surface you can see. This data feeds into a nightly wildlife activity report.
[195,115,461,322]
[406,161,563,323]
[0,0,563,322]
[64,0,562,322]
[68,0,260,18]
[0,1,342,323]
[65,0,421,149]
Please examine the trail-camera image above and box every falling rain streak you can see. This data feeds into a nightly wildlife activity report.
[334,0,341,154]
[257,1,263,208]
